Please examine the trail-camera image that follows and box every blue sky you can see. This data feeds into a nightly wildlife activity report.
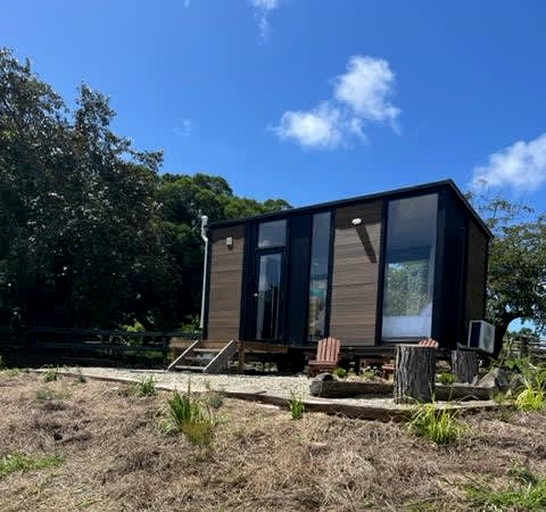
[2,0,546,212]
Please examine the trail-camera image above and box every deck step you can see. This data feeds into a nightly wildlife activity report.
[174,365,207,372]
[193,348,221,354]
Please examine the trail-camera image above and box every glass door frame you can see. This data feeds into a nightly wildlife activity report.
[250,247,287,342]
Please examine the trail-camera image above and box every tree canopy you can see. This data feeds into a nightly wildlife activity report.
[469,193,546,355]
[0,48,290,329]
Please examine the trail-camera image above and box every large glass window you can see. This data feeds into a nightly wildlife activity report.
[382,194,438,340]
[258,220,286,248]
[307,212,331,341]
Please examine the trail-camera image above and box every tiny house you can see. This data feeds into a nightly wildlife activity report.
[203,180,491,356]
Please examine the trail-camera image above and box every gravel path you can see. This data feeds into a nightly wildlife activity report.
[64,367,311,398]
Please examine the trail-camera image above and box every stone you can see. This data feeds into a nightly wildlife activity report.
[508,373,526,396]
[477,368,509,392]
[314,372,335,381]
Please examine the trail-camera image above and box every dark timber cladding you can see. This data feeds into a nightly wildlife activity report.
[329,201,382,345]
[206,225,245,340]
[465,219,488,324]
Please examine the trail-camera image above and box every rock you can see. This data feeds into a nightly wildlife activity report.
[477,368,509,391]
[314,373,335,382]
[508,373,526,396]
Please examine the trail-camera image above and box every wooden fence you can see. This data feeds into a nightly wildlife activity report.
[0,325,200,368]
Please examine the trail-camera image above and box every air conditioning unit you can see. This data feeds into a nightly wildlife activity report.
[467,320,495,354]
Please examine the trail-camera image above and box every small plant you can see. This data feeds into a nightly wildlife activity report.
[360,367,380,380]
[332,367,347,379]
[204,380,225,409]
[131,375,157,397]
[516,383,545,412]
[43,366,59,382]
[5,368,20,377]
[74,368,87,383]
[159,387,216,448]
[36,387,68,401]
[288,390,305,420]
[465,464,546,510]
[0,453,65,479]
[437,372,456,385]
[407,401,466,445]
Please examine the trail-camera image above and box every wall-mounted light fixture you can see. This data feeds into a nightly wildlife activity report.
[226,236,233,249]
[351,218,362,226]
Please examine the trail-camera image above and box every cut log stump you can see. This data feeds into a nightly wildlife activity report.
[394,344,437,404]
[451,349,479,384]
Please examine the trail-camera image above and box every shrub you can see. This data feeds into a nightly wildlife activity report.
[288,390,305,420]
[437,372,456,385]
[332,367,347,379]
[0,453,65,479]
[131,375,157,397]
[407,401,466,445]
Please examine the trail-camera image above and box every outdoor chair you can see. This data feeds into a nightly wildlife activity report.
[381,337,439,379]
[307,337,341,377]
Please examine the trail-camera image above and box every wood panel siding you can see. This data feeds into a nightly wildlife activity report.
[465,220,488,325]
[207,225,245,340]
[329,201,383,345]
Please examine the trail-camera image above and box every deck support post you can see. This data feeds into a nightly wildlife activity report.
[237,341,245,373]
[393,344,436,404]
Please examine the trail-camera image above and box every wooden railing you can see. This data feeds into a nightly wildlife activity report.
[0,325,200,368]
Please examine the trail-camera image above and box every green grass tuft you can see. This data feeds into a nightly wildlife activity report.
[465,466,546,510]
[0,453,65,479]
[159,387,216,448]
[407,401,466,445]
[131,375,157,397]
[288,390,305,420]
[43,366,60,382]
[36,387,69,401]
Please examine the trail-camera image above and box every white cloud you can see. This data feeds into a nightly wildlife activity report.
[274,55,399,149]
[334,56,400,126]
[174,119,192,137]
[471,134,546,191]
[249,0,280,41]
[275,103,343,149]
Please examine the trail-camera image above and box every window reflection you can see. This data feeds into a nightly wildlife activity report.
[258,220,286,248]
[382,194,437,340]
[308,212,331,341]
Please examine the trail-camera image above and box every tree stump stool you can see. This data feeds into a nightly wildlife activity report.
[394,344,437,404]
[451,349,479,383]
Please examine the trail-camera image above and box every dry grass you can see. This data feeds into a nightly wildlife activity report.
[0,372,545,511]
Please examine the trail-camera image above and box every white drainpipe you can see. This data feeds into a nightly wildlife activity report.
[199,215,209,331]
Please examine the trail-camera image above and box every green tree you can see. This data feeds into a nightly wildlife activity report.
[155,173,291,327]
[0,48,165,327]
[470,194,546,356]
[0,48,291,330]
